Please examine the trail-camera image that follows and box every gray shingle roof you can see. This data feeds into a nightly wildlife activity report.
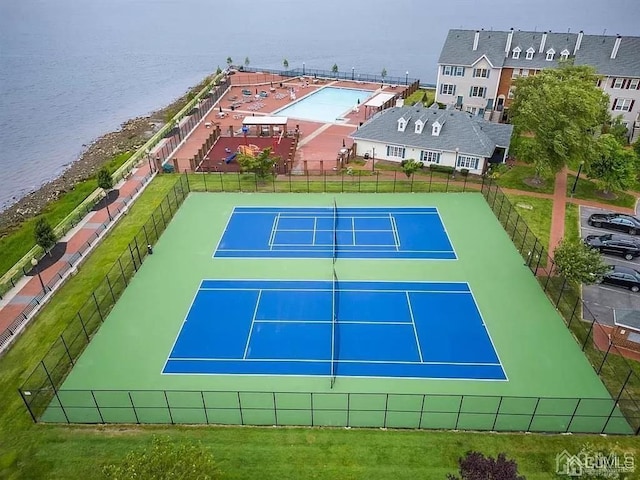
[350,105,513,157]
[439,29,640,77]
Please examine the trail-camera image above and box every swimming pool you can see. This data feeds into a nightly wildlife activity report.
[274,86,372,123]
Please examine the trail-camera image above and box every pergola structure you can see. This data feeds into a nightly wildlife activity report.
[363,92,397,120]
[241,116,289,137]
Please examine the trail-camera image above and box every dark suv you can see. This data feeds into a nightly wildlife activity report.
[596,265,640,292]
[587,213,640,235]
[584,234,640,260]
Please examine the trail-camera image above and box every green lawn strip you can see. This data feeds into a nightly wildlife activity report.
[496,165,555,194]
[564,203,580,241]
[567,174,637,209]
[1,181,639,478]
[0,152,133,280]
[504,194,552,251]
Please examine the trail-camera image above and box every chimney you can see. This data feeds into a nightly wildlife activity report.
[505,27,514,54]
[473,30,480,51]
[574,30,584,54]
[539,31,547,53]
[611,35,622,59]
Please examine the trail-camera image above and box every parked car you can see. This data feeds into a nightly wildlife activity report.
[596,265,640,292]
[587,213,640,235]
[584,234,640,260]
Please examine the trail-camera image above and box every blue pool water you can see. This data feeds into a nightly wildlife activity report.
[274,87,372,123]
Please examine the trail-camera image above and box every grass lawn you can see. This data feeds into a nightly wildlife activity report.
[496,165,555,194]
[0,152,133,281]
[564,203,580,241]
[1,176,639,479]
[568,174,637,209]
[504,194,553,251]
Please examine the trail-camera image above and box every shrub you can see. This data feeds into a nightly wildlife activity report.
[429,164,455,174]
[460,168,469,177]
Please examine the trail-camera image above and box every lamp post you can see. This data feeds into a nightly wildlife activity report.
[351,67,355,81]
[571,160,585,196]
[31,257,46,294]
[405,71,409,85]
[371,147,376,172]
[302,62,305,76]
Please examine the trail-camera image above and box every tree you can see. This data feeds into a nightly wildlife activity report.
[34,217,56,255]
[509,64,610,181]
[586,133,636,194]
[447,451,524,480]
[401,159,422,178]
[215,66,222,75]
[244,56,250,67]
[283,58,289,69]
[553,237,609,285]
[604,115,630,145]
[237,147,279,179]
[102,436,221,480]
[331,63,339,73]
[226,56,233,66]
[381,68,387,80]
[97,167,113,191]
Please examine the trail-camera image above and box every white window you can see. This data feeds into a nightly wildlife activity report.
[613,98,633,112]
[526,48,535,60]
[420,151,441,164]
[629,79,639,89]
[442,65,452,76]
[511,69,520,79]
[456,155,480,169]
[466,106,478,115]
[613,78,624,89]
[560,49,570,60]
[473,68,489,78]
[521,69,529,77]
[512,47,521,59]
[387,145,405,158]
[469,86,486,98]
[508,86,516,99]
[440,84,456,95]
[453,66,465,77]
[546,50,555,61]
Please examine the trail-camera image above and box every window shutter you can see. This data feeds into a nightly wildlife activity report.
[611,78,617,88]
[623,79,629,89]
[439,84,443,94]
[612,99,618,110]
[469,87,473,96]
[483,88,486,98]
[402,148,406,159]
[452,85,456,95]
[630,100,635,112]
[474,158,479,169]
[386,146,390,156]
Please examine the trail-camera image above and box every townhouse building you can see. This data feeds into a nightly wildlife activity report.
[436,29,640,142]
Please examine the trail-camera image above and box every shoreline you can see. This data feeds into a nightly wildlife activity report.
[0,83,203,233]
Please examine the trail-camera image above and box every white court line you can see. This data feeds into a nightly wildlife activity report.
[167,357,502,366]
[243,290,262,359]
[351,216,356,245]
[390,214,400,251]
[254,319,412,325]
[268,213,281,251]
[406,291,424,362]
[200,287,471,294]
[312,217,317,245]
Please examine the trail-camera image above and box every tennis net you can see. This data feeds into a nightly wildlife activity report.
[332,198,338,264]
[330,266,338,389]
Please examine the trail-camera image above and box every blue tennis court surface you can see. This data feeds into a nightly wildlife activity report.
[163,280,506,381]
[214,206,456,259]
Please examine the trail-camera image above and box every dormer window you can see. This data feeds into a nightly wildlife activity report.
[415,120,424,134]
[432,121,442,136]
[560,49,570,60]
[512,47,521,59]
[397,118,407,132]
[546,48,555,61]
[526,48,535,60]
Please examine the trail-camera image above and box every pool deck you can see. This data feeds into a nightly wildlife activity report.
[170,72,410,172]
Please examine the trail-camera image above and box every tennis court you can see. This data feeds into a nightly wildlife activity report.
[41,193,631,433]
[214,206,456,259]
[163,280,505,381]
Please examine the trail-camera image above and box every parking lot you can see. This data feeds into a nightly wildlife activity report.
[580,205,640,325]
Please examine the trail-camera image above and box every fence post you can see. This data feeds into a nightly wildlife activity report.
[273,392,278,426]
[597,339,614,374]
[41,361,70,423]
[106,276,115,302]
[18,389,38,423]
[289,172,292,192]
[142,224,150,246]
[528,238,539,269]
[91,390,105,423]
[134,237,143,265]
[410,174,414,193]
[454,396,464,429]
[307,170,311,193]
[527,397,541,432]
[492,396,503,431]
[60,335,74,365]
[383,393,389,428]
[159,203,167,227]
[201,391,210,424]
[555,278,567,308]
[128,392,140,424]
[565,398,581,433]
[93,292,103,322]
[602,370,632,434]
[151,212,160,239]
[128,244,138,272]
[582,320,596,351]
[237,392,244,425]
[237,172,241,192]
[418,394,426,429]
[78,312,89,340]
[375,172,379,193]
[184,171,190,192]
[463,175,467,192]
[568,297,581,328]
[118,258,128,286]
[310,392,314,427]
[346,392,351,428]
[164,391,174,424]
